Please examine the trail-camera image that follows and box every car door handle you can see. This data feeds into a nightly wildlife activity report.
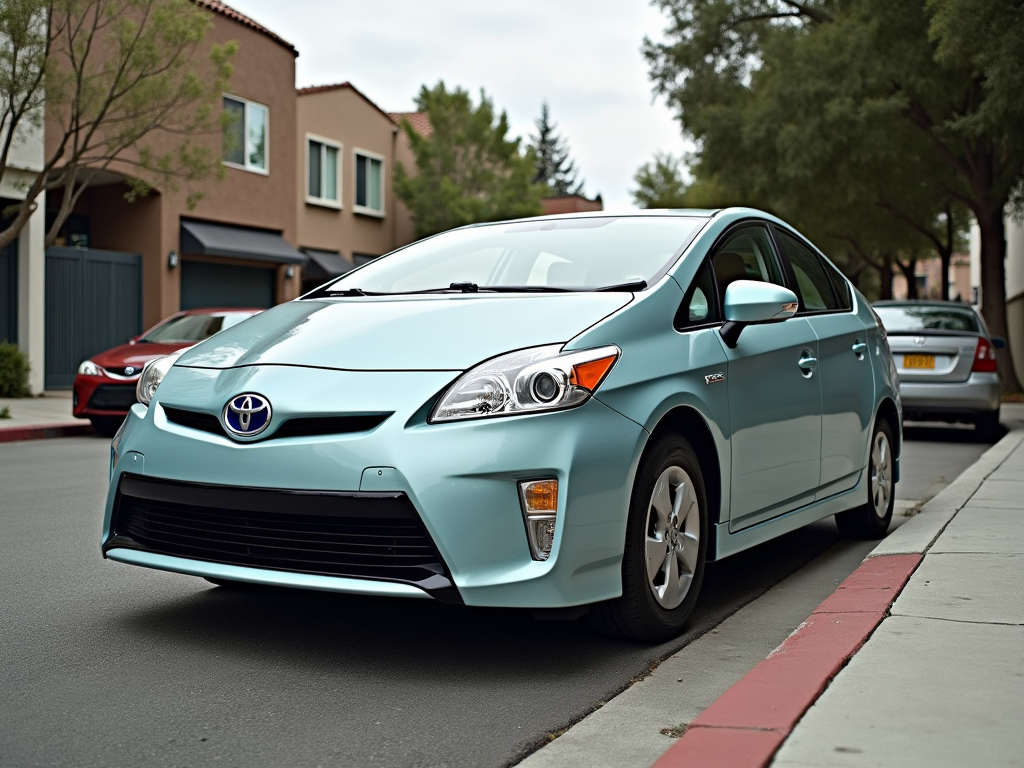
[798,352,817,375]
[852,340,868,357]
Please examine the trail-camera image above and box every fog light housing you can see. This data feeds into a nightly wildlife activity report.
[519,479,558,561]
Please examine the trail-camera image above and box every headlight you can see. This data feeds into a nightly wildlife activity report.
[430,344,620,423]
[136,349,187,405]
[78,360,102,376]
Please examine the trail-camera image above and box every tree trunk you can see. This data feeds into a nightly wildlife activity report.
[976,206,1022,394]
[940,250,952,302]
[877,253,894,300]
[896,257,918,299]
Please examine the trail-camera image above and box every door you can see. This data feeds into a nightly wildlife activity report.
[773,226,874,497]
[180,260,275,310]
[0,238,16,344]
[710,225,823,531]
[45,247,142,389]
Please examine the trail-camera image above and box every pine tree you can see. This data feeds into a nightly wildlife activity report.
[530,102,583,197]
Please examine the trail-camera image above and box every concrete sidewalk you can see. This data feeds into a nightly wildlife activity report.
[0,391,94,441]
[771,411,1024,767]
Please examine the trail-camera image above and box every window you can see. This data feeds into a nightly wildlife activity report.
[675,259,722,330]
[709,226,785,310]
[307,136,340,206]
[774,229,839,312]
[222,95,268,173]
[354,150,384,215]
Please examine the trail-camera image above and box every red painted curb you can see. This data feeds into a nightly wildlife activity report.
[651,553,922,768]
[0,422,97,443]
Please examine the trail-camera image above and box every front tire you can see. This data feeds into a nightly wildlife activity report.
[836,419,895,539]
[590,434,708,642]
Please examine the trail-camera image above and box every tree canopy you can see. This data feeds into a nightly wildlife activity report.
[643,0,1023,391]
[632,152,688,209]
[530,101,583,197]
[0,0,236,251]
[395,82,544,238]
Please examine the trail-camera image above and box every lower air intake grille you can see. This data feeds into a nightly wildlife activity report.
[88,384,138,410]
[107,475,459,600]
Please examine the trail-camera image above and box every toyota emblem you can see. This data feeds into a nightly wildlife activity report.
[222,393,272,437]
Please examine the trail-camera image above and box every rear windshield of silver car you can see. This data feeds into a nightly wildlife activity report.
[874,305,980,333]
[312,216,703,294]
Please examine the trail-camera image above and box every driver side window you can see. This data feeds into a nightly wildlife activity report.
[710,226,785,311]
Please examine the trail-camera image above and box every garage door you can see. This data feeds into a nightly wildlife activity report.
[180,260,275,310]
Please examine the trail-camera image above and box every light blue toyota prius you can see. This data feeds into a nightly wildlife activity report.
[104,208,901,641]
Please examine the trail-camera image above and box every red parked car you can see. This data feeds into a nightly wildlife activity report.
[74,308,261,436]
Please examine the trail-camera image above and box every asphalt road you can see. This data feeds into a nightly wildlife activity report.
[0,428,994,768]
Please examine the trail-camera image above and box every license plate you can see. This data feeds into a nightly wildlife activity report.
[903,354,935,369]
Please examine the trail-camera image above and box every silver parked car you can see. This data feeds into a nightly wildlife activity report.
[873,301,1003,440]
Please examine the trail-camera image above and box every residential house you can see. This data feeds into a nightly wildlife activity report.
[43,0,304,388]
[296,83,416,292]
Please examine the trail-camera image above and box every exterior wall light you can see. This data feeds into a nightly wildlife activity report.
[167,250,179,269]
[285,266,295,279]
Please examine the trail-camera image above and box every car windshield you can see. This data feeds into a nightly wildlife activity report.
[874,305,980,333]
[313,216,703,294]
[140,312,254,343]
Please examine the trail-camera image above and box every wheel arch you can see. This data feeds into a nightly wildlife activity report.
[648,405,723,557]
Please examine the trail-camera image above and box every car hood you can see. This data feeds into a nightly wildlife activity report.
[93,341,189,370]
[175,294,633,371]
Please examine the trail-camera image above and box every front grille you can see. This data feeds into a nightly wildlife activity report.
[107,475,459,600]
[162,406,391,441]
[88,384,138,410]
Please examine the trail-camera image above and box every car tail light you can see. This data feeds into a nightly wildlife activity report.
[972,338,998,373]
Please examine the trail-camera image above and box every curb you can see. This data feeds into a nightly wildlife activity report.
[0,422,97,443]
[651,554,921,768]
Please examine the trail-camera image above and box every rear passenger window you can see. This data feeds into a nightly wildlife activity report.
[775,229,838,312]
[675,259,721,330]
[823,259,852,310]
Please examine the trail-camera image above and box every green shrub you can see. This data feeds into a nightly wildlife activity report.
[0,342,31,397]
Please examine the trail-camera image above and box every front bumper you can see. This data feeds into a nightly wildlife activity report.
[103,364,647,608]
[899,372,1000,419]
[74,374,139,418]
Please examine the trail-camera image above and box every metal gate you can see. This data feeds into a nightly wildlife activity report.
[45,247,142,389]
[0,238,16,344]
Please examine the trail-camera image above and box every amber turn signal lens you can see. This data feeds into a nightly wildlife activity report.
[570,355,617,392]
[522,479,558,512]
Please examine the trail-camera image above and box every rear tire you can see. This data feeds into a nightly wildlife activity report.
[836,419,895,540]
[89,416,124,437]
[589,434,708,642]
[974,410,1001,443]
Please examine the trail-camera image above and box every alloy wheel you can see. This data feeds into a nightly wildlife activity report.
[644,465,701,610]
[870,431,893,519]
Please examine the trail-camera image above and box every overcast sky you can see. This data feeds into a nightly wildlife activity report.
[229,0,688,210]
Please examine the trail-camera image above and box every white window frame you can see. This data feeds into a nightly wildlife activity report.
[305,133,342,209]
[222,94,270,175]
[353,147,385,217]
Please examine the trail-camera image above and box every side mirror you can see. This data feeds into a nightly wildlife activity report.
[991,336,1007,349]
[719,280,800,348]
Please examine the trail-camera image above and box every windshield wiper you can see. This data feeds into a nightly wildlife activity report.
[595,280,647,292]
[325,287,372,296]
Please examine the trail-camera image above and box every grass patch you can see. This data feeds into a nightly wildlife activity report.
[0,405,10,419]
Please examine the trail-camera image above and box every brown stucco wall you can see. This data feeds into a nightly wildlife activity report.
[296,87,401,261]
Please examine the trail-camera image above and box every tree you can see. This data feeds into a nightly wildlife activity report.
[530,101,583,196]
[632,152,687,208]
[0,0,236,251]
[643,0,1022,391]
[395,82,544,238]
